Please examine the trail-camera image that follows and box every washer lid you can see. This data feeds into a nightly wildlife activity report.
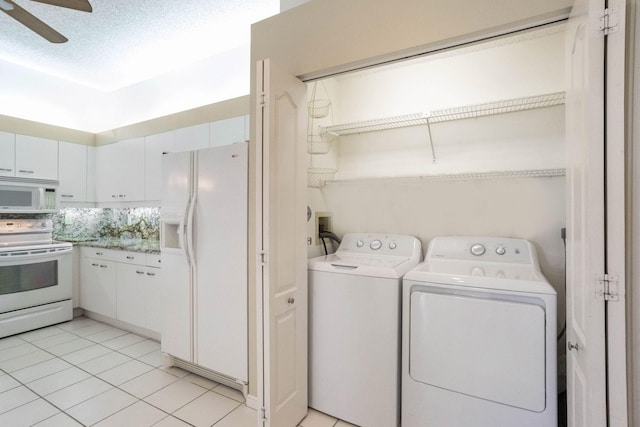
[404,260,556,295]
[309,233,423,278]
[308,253,420,278]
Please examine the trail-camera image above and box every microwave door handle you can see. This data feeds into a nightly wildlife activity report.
[37,188,45,209]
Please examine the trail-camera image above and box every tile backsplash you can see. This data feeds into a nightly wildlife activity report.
[52,207,160,241]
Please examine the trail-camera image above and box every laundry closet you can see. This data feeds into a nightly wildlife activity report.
[306,23,567,327]
[249,1,588,425]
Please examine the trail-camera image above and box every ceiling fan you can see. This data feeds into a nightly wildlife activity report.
[0,0,92,43]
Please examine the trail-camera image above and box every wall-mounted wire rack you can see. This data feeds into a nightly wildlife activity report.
[320,91,566,164]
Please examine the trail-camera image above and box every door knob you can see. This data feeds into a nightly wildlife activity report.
[287,297,295,304]
[568,341,580,351]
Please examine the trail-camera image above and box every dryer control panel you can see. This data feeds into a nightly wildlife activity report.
[427,236,535,265]
[338,233,422,259]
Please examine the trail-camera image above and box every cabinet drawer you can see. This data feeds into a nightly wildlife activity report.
[117,251,145,265]
[82,247,119,261]
[146,254,162,268]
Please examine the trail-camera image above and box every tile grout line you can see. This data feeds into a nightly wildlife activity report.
[0,318,253,427]
[0,321,165,426]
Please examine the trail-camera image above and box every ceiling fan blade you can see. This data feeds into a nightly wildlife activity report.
[1,0,67,43]
[30,0,92,12]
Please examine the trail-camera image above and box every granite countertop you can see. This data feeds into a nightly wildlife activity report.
[56,237,161,254]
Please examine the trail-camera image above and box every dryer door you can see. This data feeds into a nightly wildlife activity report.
[409,287,546,412]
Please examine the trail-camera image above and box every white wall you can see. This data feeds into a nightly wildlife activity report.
[0,45,250,133]
[280,0,311,11]
[314,27,566,180]
[316,175,566,327]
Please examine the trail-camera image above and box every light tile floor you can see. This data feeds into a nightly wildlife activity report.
[0,317,356,427]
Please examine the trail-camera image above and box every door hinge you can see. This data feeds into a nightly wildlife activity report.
[259,407,267,422]
[259,250,267,265]
[598,7,620,35]
[597,274,619,301]
[259,92,267,106]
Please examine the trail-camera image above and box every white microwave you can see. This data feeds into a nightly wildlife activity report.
[0,183,58,213]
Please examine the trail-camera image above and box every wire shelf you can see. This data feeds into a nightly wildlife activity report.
[307,168,337,188]
[321,92,565,136]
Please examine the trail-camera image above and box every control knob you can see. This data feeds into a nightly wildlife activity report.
[495,246,506,255]
[370,240,382,250]
[470,243,486,256]
[389,242,397,250]
[356,240,364,248]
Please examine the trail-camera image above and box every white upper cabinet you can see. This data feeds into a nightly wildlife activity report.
[145,131,174,201]
[174,123,209,152]
[0,131,15,177]
[210,116,247,147]
[15,135,58,180]
[96,137,145,202]
[86,146,96,202]
[58,141,88,202]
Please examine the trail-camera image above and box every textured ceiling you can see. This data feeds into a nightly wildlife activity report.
[0,0,279,91]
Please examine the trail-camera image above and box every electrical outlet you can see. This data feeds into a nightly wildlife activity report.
[315,212,331,243]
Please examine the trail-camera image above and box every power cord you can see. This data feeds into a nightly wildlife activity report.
[319,231,341,255]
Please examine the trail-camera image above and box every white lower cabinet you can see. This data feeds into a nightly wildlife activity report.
[80,257,117,318]
[80,247,161,334]
[116,264,147,327]
[145,264,162,333]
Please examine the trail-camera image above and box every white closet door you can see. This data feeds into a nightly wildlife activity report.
[565,0,607,425]
[256,59,308,427]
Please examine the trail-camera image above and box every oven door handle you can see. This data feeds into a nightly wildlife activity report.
[0,248,72,262]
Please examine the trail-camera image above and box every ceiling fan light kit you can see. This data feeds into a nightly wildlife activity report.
[0,0,92,43]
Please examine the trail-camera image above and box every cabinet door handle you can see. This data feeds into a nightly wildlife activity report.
[112,195,117,198]
[60,194,74,198]
[136,270,145,274]
[96,252,103,256]
[99,264,107,268]
[18,170,34,174]
[126,256,134,259]
[0,168,11,172]
[146,272,156,276]
[91,263,99,267]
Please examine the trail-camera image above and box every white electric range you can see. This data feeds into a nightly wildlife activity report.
[0,219,73,338]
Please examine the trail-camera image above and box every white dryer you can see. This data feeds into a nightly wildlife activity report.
[402,236,557,427]
[308,233,422,427]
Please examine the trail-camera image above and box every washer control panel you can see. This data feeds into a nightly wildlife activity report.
[338,233,422,258]
[427,236,534,264]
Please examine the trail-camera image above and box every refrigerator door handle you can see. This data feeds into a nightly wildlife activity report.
[186,191,197,270]
[178,215,189,265]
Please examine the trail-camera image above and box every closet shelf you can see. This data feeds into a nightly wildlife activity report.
[321,92,565,137]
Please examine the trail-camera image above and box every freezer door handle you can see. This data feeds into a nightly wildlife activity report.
[185,191,197,270]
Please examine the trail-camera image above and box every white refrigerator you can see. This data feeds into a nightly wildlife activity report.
[160,143,248,383]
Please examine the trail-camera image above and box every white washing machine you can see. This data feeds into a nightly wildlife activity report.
[308,233,422,427]
[402,236,557,427]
